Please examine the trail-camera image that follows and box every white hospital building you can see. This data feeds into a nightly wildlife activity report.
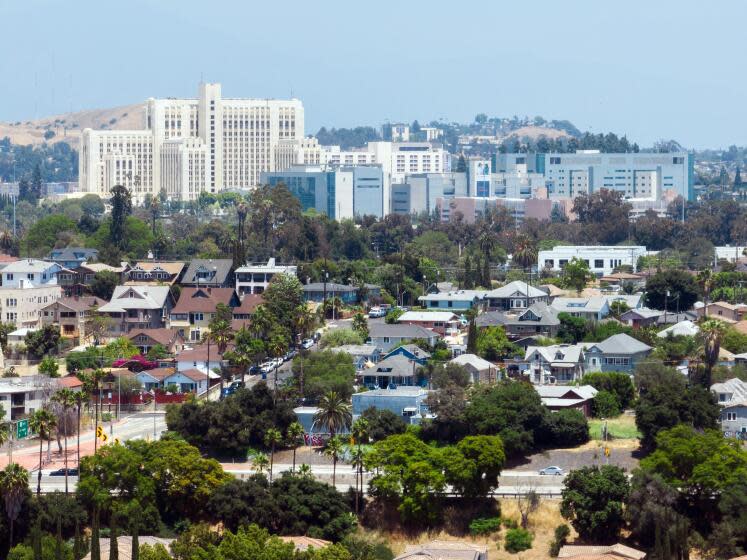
[79,83,304,203]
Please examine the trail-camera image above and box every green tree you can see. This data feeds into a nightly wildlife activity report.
[263,428,283,483]
[700,318,727,388]
[360,407,407,442]
[442,435,505,498]
[645,269,699,312]
[319,328,364,349]
[286,422,305,473]
[591,391,621,418]
[580,372,635,409]
[324,435,345,486]
[505,528,533,553]
[0,463,31,547]
[292,351,356,401]
[560,465,630,543]
[29,409,56,496]
[475,326,517,360]
[561,257,593,294]
[352,313,368,339]
[22,215,78,257]
[38,356,60,378]
[25,325,61,359]
[108,185,132,250]
[556,313,588,343]
[89,271,119,300]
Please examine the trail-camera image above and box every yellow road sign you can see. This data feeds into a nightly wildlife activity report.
[604,446,610,457]
[100,433,108,444]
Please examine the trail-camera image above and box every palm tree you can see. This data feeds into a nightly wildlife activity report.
[29,408,56,496]
[324,435,345,487]
[79,368,106,453]
[286,421,305,473]
[295,305,318,341]
[697,269,713,316]
[73,391,86,470]
[351,417,369,513]
[312,391,352,437]
[208,316,234,394]
[513,235,538,271]
[701,319,727,387]
[252,452,270,475]
[52,388,76,494]
[0,463,29,546]
[264,427,283,483]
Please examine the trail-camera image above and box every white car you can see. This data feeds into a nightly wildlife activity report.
[539,466,564,476]
[301,338,314,349]
[273,357,284,368]
[368,307,385,318]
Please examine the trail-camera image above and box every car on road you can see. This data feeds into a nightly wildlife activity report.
[260,361,274,374]
[539,466,564,476]
[301,338,314,349]
[50,468,78,477]
[284,349,297,361]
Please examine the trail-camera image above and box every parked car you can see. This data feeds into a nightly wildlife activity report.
[284,349,297,361]
[368,307,385,318]
[301,338,314,349]
[539,466,564,476]
[260,361,274,373]
[50,468,78,477]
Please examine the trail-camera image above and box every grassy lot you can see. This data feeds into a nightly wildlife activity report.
[589,414,640,441]
[365,499,571,560]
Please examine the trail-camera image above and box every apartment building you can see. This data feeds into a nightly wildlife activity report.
[538,245,648,275]
[80,82,304,203]
[234,258,297,296]
[0,280,62,327]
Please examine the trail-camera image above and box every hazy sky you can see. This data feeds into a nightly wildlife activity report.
[1,0,744,148]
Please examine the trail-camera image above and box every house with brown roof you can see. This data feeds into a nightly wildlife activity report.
[396,541,488,560]
[125,261,186,286]
[278,536,332,552]
[168,287,240,343]
[128,328,185,355]
[558,543,646,560]
[233,294,263,321]
[696,301,747,322]
[58,263,127,296]
[40,296,105,341]
[58,375,84,391]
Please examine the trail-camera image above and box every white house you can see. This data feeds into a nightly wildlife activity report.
[234,258,297,296]
[524,344,585,384]
[1,259,61,288]
[551,297,610,321]
[538,246,647,276]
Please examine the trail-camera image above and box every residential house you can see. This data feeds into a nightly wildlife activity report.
[97,285,174,335]
[606,294,643,310]
[367,323,439,353]
[535,385,598,418]
[538,283,565,300]
[168,287,239,342]
[47,247,99,269]
[176,344,225,377]
[477,302,560,339]
[450,353,499,383]
[583,333,652,374]
[619,307,663,329]
[558,544,646,560]
[82,537,174,560]
[397,311,459,336]
[599,272,646,289]
[180,259,234,288]
[0,376,57,421]
[658,320,699,338]
[235,258,297,296]
[696,301,747,322]
[395,541,488,560]
[58,262,127,296]
[279,537,332,553]
[418,290,487,311]
[128,328,185,355]
[352,387,431,424]
[383,344,431,366]
[40,296,105,340]
[1,259,61,288]
[525,344,585,384]
[7,328,35,348]
[485,281,549,311]
[736,352,747,366]
[301,282,380,305]
[124,261,186,286]
[361,354,420,388]
[711,379,747,438]
[232,294,262,329]
[334,344,381,370]
[58,375,84,391]
[551,297,610,321]
[0,279,61,327]
[136,366,218,393]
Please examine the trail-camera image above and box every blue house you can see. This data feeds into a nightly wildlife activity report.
[361,354,420,389]
[136,367,216,393]
[334,344,381,370]
[302,282,381,304]
[352,387,430,424]
[417,290,487,311]
[47,247,99,269]
[584,333,652,374]
[382,344,431,366]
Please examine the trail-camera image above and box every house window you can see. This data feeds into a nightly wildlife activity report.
[727,412,737,421]
[594,259,604,268]
[383,337,390,344]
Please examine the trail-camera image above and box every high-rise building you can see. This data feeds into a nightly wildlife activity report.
[80,83,304,203]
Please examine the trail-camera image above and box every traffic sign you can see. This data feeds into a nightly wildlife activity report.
[100,433,108,444]
[114,438,120,445]
[96,426,103,438]
[16,419,28,439]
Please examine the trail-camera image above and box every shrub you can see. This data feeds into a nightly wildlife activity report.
[505,528,533,553]
[549,524,571,557]
[502,517,518,529]
[592,390,621,418]
[469,516,502,536]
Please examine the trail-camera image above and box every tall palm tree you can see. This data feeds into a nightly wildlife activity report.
[312,391,352,437]
[324,435,345,487]
[264,428,283,483]
[513,235,538,271]
[72,391,86,470]
[0,463,29,546]
[29,408,56,496]
[697,269,713,316]
[701,319,726,387]
[208,317,234,394]
[79,368,106,453]
[286,421,305,473]
[351,417,369,513]
[52,388,76,494]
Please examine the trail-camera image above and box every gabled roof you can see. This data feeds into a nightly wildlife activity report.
[658,320,699,338]
[233,294,263,315]
[171,287,235,314]
[176,368,212,382]
[368,323,438,340]
[302,282,356,293]
[450,353,493,371]
[385,344,432,360]
[620,307,662,320]
[59,375,83,389]
[525,344,584,364]
[588,333,652,355]
[176,344,228,363]
[44,296,104,312]
[367,354,417,378]
[84,262,128,273]
[711,378,747,402]
[129,261,186,275]
[535,384,598,400]
[98,285,171,312]
[47,247,98,262]
[128,328,182,346]
[2,259,60,274]
[137,367,174,381]
[479,302,560,328]
[181,259,233,285]
[487,281,547,299]
[334,344,380,356]
[551,297,609,314]
[399,541,488,560]
[558,544,646,560]
[418,290,487,302]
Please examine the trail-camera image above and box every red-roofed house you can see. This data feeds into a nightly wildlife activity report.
[168,287,239,343]
[128,328,185,355]
[40,296,105,341]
